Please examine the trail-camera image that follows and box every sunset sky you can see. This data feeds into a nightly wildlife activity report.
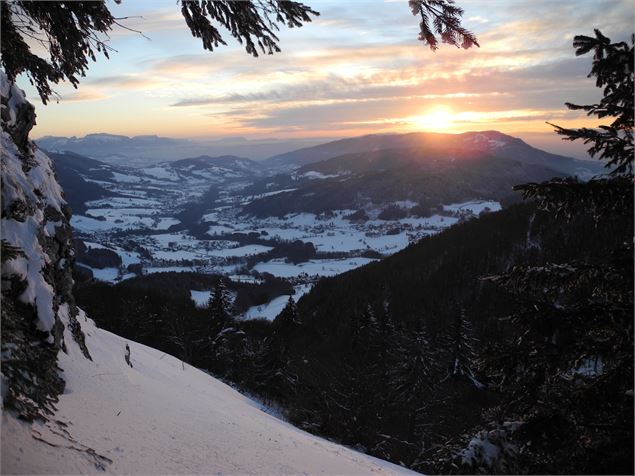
[23,0,634,158]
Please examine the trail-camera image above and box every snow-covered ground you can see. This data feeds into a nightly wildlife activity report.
[443,200,501,215]
[1,312,416,475]
[242,284,313,321]
[190,289,211,308]
[253,257,377,278]
[201,208,462,255]
[68,143,501,288]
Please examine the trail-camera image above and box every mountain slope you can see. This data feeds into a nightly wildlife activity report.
[242,150,563,217]
[48,151,120,214]
[259,202,632,473]
[1,311,414,475]
[170,154,263,172]
[266,130,604,178]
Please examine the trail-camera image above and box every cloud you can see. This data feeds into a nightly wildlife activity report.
[30,0,634,144]
[89,75,161,90]
[58,90,109,103]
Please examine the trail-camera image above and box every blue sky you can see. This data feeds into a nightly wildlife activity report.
[22,0,634,158]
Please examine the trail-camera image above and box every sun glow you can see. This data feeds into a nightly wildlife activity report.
[411,107,454,131]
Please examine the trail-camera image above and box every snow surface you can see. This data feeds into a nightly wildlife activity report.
[242,284,313,321]
[208,244,273,258]
[254,258,377,278]
[1,312,416,475]
[443,200,501,215]
[1,74,67,334]
[144,266,197,275]
[190,290,211,308]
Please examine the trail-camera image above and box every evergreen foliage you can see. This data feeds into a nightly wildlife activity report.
[208,278,232,335]
[180,1,318,57]
[272,296,298,329]
[446,309,480,385]
[456,30,634,475]
[548,30,633,175]
[408,0,479,50]
[517,30,634,219]
[1,1,118,104]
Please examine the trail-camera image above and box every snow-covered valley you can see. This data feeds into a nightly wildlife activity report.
[60,151,501,320]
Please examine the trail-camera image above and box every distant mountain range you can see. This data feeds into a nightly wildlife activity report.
[50,130,609,222]
[37,133,330,166]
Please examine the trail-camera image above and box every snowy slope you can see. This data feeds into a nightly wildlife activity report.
[2,311,416,475]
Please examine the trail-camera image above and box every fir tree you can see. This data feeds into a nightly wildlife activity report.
[207,279,232,337]
[548,30,633,176]
[272,296,298,329]
[408,0,479,51]
[470,30,634,474]
[516,30,633,220]
[350,304,379,357]
[447,309,480,386]
[388,325,441,445]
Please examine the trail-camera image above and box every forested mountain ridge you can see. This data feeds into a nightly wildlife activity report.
[271,200,633,473]
[242,149,566,217]
[266,130,603,177]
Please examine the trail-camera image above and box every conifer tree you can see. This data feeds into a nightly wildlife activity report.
[471,30,634,474]
[388,325,441,444]
[447,309,480,385]
[516,30,633,219]
[208,279,232,336]
[548,30,633,176]
[351,305,379,356]
[272,296,298,329]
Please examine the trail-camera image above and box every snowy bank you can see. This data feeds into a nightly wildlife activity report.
[2,313,417,475]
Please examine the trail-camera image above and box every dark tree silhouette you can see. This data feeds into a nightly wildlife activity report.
[272,296,298,329]
[207,279,232,336]
[548,30,633,176]
[388,326,440,442]
[516,31,634,220]
[470,30,635,475]
[409,0,479,50]
[447,309,480,385]
[1,1,119,103]
[1,0,477,104]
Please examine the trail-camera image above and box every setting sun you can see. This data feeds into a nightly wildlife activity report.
[411,107,454,131]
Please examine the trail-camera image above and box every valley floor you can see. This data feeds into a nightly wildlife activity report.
[1,310,416,475]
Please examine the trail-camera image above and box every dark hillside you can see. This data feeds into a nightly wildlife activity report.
[243,153,563,217]
[287,200,632,473]
[48,151,119,214]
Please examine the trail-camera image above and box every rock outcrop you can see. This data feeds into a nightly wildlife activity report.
[1,73,89,420]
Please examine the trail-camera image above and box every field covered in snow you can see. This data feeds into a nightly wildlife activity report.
[1,311,415,474]
[65,153,500,322]
[73,200,499,321]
